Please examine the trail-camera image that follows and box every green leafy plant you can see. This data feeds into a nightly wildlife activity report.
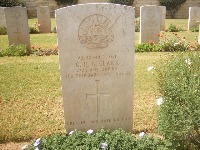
[109,0,133,6]
[136,33,190,52]
[191,21,199,32]
[0,26,7,35]
[52,26,57,33]
[156,52,200,149]
[29,22,40,34]
[191,27,199,32]
[168,24,179,32]
[0,0,25,7]
[159,0,186,18]
[0,44,28,57]
[135,42,161,52]
[26,129,169,150]
[159,33,190,52]
[55,0,78,6]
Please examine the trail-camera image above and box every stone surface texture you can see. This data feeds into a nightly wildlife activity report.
[4,7,31,53]
[37,6,51,33]
[140,5,160,44]
[56,3,134,132]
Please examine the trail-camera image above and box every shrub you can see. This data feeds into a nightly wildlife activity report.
[29,22,40,34]
[0,0,25,7]
[26,129,169,150]
[157,52,200,149]
[135,42,161,52]
[0,26,7,35]
[0,44,28,57]
[136,33,190,52]
[159,0,186,18]
[109,0,133,6]
[168,24,185,32]
[52,26,57,33]
[159,33,190,52]
[168,24,179,32]
[191,27,199,32]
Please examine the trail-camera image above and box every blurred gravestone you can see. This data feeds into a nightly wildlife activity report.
[5,7,31,53]
[37,6,51,33]
[56,3,134,132]
[159,6,166,31]
[140,5,160,44]
[188,7,200,30]
[0,7,6,28]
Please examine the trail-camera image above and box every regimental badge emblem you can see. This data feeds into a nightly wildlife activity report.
[78,14,114,49]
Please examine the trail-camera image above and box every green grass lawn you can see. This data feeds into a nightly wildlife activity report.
[0,19,199,142]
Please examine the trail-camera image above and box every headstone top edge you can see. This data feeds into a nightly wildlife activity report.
[141,5,158,7]
[55,3,134,13]
[189,7,200,8]
[5,6,26,10]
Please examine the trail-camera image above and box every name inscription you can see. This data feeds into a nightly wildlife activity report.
[66,54,131,79]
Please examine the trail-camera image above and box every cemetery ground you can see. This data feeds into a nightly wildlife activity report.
[0,19,199,149]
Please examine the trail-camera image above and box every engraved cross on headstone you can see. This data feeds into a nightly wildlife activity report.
[14,26,21,42]
[86,80,110,117]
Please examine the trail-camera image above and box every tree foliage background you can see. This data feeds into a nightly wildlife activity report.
[109,0,133,6]
[55,0,78,6]
[159,0,186,18]
[0,0,25,7]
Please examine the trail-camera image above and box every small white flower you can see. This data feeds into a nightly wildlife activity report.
[69,131,74,135]
[34,138,41,147]
[139,132,145,138]
[87,129,93,134]
[101,142,108,149]
[34,147,39,150]
[21,145,28,150]
[174,43,179,46]
[156,97,164,106]
[185,58,192,65]
[147,66,155,71]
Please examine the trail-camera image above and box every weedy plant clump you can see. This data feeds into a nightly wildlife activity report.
[136,33,191,52]
[0,44,28,57]
[29,22,40,34]
[0,26,7,35]
[156,52,200,150]
[134,18,140,32]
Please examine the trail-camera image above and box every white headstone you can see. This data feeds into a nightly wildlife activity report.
[140,5,160,44]
[0,7,6,27]
[37,6,51,33]
[159,6,166,31]
[5,7,31,53]
[188,7,200,30]
[56,3,134,132]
